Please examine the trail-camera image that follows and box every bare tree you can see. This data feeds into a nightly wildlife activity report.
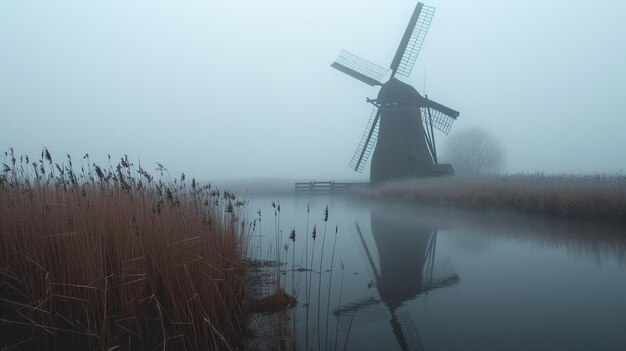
[444,127,504,175]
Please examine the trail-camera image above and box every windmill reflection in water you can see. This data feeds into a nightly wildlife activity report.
[334,209,459,351]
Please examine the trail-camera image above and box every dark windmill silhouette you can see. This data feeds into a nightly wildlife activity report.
[331,2,460,183]
[334,210,459,351]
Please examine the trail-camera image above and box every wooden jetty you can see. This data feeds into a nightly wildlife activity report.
[294,181,369,195]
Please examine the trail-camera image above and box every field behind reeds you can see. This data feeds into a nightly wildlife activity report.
[0,149,252,350]
[358,174,626,222]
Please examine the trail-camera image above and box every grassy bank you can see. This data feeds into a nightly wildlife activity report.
[358,174,626,222]
[0,149,252,350]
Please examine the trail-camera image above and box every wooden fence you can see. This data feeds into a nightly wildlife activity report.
[294,181,369,194]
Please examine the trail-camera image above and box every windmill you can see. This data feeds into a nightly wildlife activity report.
[331,2,459,183]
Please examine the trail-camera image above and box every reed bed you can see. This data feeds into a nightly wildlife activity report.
[0,148,252,350]
[360,174,626,222]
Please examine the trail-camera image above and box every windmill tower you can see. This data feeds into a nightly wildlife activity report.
[331,2,459,183]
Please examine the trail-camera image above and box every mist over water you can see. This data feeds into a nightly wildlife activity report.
[249,195,626,351]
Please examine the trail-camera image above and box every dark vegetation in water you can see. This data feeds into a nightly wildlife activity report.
[360,174,626,222]
[0,147,281,350]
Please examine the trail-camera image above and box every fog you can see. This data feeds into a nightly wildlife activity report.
[2,0,625,181]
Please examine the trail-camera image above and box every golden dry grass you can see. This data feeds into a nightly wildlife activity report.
[1,149,251,350]
[363,174,626,222]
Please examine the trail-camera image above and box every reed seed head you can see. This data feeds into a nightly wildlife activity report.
[44,148,52,164]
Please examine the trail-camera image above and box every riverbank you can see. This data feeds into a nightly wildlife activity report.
[355,174,626,223]
[0,150,260,350]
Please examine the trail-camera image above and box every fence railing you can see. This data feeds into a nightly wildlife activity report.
[294,181,369,194]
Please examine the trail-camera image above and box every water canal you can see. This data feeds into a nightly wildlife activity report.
[246,195,626,351]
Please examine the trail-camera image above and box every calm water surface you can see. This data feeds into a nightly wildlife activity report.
[247,195,626,351]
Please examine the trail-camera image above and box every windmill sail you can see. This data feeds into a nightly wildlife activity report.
[421,107,455,135]
[332,50,389,86]
[349,107,381,172]
[390,3,435,78]
[421,98,459,135]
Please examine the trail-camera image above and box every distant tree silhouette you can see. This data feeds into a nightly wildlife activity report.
[444,127,504,175]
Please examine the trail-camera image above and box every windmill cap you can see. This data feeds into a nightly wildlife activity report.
[377,78,423,106]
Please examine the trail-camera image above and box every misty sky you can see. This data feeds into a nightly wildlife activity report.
[1,0,625,181]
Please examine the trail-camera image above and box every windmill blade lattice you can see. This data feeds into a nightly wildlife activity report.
[349,107,381,172]
[333,50,390,86]
[421,107,456,135]
[396,5,435,78]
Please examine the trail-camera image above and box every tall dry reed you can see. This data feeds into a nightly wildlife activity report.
[364,174,626,222]
[0,148,250,350]
[316,206,329,351]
